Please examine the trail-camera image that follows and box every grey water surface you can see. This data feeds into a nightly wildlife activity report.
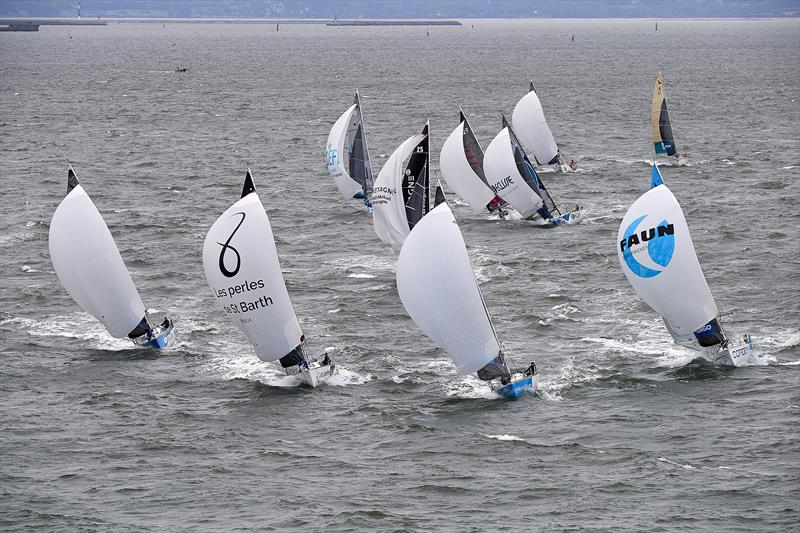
[1,19,798,532]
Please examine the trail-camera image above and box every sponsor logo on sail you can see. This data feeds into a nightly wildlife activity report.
[492,175,514,192]
[218,212,245,278]
[325,147,339,176]
[619,215,675,278]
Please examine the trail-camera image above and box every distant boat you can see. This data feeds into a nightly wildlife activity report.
[617,163,755,366]
[202,169,335,386]
[512,80,574,172]
[655,21,658,31]
[326,90,374,212]
[396,202,540,399]
[571,33,575,42]
[439,109,515,218]
[483,115,585,226]
[372,120,443,252]
[174,66,187,73]
[651,73,678,158]
[49,165,173,348]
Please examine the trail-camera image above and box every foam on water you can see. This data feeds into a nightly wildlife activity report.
[445,374,500,400]
[9,313,138,351]
[484,434,526,442]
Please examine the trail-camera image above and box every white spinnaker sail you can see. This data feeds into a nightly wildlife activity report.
[372,133,426,252]
[49,185,145,338]
[617,184,718,336]
[483,128,543,219]
[396,203,500,375]
[203,192,303,362]
[326,103,363,201]
[440,121,496,213]
[511,87,559,165]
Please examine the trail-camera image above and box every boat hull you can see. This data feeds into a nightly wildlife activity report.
[297,361,336,387]
[712,335,756,367]
[131,320,174,349]
[496,372,540,399]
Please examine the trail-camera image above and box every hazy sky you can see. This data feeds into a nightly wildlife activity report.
[2,0,798,19]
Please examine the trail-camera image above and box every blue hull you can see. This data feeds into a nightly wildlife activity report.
[147,329,172,349]
[496,376,534,399]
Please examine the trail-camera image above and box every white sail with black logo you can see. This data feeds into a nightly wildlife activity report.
[372,122,431,252]
[49,167,146,338]
[396,202,501,375]
[202,171,303,362]
[440,110,498,213]
[617,181,718,337]
[326,91,374,202]
[511,80,561,166]
[484,127,543,219]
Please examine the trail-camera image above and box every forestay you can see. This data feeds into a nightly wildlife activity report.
[372,132,427,252]
[483,127,544,219]
[651,73,678,157]
[396,203,500,375]
[49,177,146,338]
[511,81,560,165]
[203,174,303,362]
[617,183,717,336]
[440,114,496,213]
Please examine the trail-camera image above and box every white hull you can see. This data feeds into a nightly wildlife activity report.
[297,361,336,387]
[711,335,756,367]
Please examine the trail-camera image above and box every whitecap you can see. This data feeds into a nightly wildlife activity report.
[658,457,696,470]
[484,434,525,442]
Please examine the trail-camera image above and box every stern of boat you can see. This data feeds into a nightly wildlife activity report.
[712,334,756,367]
[496,372,539,399]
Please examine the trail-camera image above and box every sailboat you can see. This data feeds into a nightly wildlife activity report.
[372,120,442,252]
[617,163,755,366]
[439,109,517,219]
[326,90,374,212]
[651,73,678,158]
[49,165,173,348]
[396,201,539,399]
[202,169,335,386]
[511,81,575,172]
[483,115,585,226]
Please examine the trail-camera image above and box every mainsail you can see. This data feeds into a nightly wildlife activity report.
[396,202,501,376]
[49,167,146,338]
[511,80,561,166]
[439,110,501,213]
[617,179,718,338]
[326,91,374,202]
[202,170,304,362]
[651,73,678,157]
[373,122,431,252]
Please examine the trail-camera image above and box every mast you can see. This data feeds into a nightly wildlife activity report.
[424,119,430,216]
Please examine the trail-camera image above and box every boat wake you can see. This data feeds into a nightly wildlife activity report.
[3,313,137,351]
[444,374,501,400]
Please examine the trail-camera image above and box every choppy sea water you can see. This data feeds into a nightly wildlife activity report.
[1,19,798,531]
